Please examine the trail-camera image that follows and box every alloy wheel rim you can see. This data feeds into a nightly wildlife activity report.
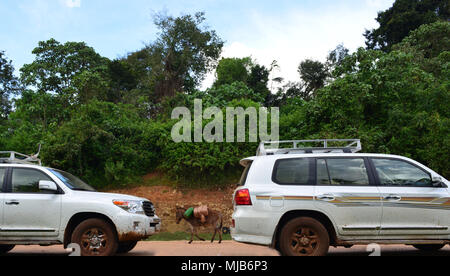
[80,228,108,255]
[290,227,319,255]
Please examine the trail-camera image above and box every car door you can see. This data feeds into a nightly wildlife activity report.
[0,168,6,235]
[314,157,382,237]
[2,167,62,237]
[371,158,450,237]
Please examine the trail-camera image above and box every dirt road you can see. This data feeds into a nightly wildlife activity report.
[8,242,450,256]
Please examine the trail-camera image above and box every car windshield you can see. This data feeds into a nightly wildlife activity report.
[48,169,96,192]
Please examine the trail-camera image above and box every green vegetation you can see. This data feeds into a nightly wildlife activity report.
[0,1,449,188]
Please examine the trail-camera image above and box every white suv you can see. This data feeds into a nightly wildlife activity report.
[231,140,449,256]
[0,151,161,256]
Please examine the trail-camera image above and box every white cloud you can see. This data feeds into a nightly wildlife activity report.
[65,0,81,8]
[366,0,394,9]
[202,1,395,91]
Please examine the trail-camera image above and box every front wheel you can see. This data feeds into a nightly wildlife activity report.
[0,245,15,255]
[71,218,118,256]
[413,244,446,252]
[279,217,330,256]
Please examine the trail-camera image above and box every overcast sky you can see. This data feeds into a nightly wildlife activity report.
[0,0,395,89]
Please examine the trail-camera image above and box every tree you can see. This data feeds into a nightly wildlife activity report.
[326,44,350,77]
[0,51,19,120]
[298,59,328,97]
[133,12,224,100]
[20,39,111,105]
[248,64,271,105]
[214,57,252,87]
[364,0,450,52]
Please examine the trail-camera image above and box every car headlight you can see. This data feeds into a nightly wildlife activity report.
[113,200,145,214]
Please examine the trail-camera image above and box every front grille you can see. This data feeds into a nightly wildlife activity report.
[143,201,155,217]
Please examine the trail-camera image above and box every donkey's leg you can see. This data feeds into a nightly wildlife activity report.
[188,225,194,244]
[211,228,217,243]
[218,218,223,244]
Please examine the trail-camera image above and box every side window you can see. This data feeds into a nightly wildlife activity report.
[274,158,310,185]
[238,162,253,186]
[317,158,370,186]
[0,168,5,192]
[11,168,52,194]
[372,159,432,187]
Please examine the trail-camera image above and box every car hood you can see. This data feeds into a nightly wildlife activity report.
[72,191,149,202]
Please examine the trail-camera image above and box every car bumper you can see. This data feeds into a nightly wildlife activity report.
[231,207,278,246]
[116,213,161,242]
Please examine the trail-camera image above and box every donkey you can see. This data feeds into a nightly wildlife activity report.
[176,206,223,244]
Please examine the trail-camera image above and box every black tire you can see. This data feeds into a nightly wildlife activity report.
[117,241,138,254]
[413,244,446,252]
[279,217,330,256]
[0,245,15,255]
[71,218,118,256]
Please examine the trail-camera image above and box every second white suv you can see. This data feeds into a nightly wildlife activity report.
[231,140,449,256]
[0,151,161,256]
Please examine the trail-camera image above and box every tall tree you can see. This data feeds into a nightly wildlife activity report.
[365,0,450,52]
[298,59,328,97]
[214,57,252,87]
[20,39,111,105]
[0,51,19,120]
[136,12,224,100]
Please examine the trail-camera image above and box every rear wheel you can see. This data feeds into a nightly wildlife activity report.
[413,244,446,252]
[0,245,15,255]
[279,217,330,256]
[71,218,118,256]
[117,241,138,254]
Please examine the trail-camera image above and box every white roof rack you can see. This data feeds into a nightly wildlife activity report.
[0,148,42,166]
[257,139,362,156]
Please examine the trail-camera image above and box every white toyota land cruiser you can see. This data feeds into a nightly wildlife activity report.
[0,151,161,256]
[232,139,449,256]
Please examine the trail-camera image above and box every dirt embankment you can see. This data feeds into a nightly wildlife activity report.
[107,182,236,233]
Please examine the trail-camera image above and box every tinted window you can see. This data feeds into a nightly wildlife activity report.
[372,159,432,187]
[274,158,310,185]
[49,169,96,192]
[0,168,5,192]
[11,168,52,194]
[317,158,370,186]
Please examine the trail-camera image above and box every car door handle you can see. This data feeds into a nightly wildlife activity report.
[5,201,20,206]
[317,195,335,201]
[384,195,402,201]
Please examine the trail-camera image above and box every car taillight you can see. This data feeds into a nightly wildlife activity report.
[235,189,252,206]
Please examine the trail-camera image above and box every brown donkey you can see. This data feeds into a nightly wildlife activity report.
[176,206,223,244]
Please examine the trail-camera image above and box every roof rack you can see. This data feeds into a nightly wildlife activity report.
[257,139,362,156]
[0,145,42,166]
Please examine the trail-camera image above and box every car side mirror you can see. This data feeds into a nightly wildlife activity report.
[432,177,446,188]
[39,180,58,192]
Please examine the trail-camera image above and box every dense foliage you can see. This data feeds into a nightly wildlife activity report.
[1,4,448,188]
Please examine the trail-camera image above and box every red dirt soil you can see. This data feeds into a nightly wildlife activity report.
[107,184,236,233]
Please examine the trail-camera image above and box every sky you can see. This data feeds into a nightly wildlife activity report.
[0,0,395,89]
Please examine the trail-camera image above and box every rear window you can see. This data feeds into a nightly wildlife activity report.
[238,162,253,186]
[273,158,310,185]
